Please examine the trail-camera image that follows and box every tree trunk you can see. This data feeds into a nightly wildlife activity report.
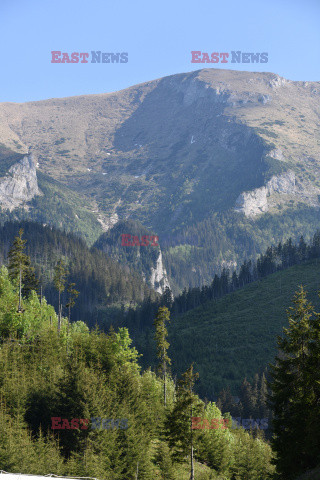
[190,406,194,480]
[58,291,61,333]
[18,267,22,312]
[190,444,194,480]
[164,359,167,407]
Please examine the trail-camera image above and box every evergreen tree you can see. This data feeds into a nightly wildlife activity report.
[269,287,318,478]
[65,282,79,322]
[166,364,201,480]
[258,372,269,418]
[216,386,238,416]
[160,286,173,309]
[8,229,29,312]
[153,306,171,407]
[21,256,39,298]
[51,356,90,458]
[155,442,175,480]
[298,235,307,262]
[54,259,68,332]
[239,378,256,418]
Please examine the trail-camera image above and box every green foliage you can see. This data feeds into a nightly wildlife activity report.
[8,228,38,310]
[0,221,158,327]
[154,441,176,479]
[65,282,79,321]
[108,326,141,371]
[54,258,68,331]
[0,266,56,339]
[166,364,202,462]
[0,227,275,479]
[269,287,320,478]
[136,256,320,399]
[154,306,171,405]
[163,206,320,294]
[54,259,68,297]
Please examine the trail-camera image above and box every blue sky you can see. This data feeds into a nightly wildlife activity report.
[1,0,319,102]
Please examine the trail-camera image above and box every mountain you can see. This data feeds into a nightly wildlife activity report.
[0,69,319,291]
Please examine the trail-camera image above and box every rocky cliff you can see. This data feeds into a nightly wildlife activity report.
[149,250,170,294]
[0,153,41,211]
[234,165,320,218]
[234,168,297,217]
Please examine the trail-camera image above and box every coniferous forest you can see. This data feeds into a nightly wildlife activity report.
[0,223,320,479]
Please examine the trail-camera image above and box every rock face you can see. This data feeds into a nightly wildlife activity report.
[149,250,170,294]
[235,171,296,217]
[234,187,269,217]
[0,153,40,211]
[267,171,296,195]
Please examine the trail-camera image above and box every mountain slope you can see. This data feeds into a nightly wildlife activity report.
[0,221,158,326]
[137,257,320,398]
[0,68,319,290]
[93,219,170,293]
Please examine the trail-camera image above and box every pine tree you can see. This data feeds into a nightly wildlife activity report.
[239,378,255,418]
[53,259,68,332]
[65,282,79,322]
[51,356,90,458]
[8,229,31,312]
[155,442,175,480]
[160,286,173,309]
[269,287,317,478]
[166,364,201,480]
[258,372,269,418]
[153,306,171,407]
[217,386,238,416]
[22,256,39,298]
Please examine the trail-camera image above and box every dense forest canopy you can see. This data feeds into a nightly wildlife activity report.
[1,222,320,478]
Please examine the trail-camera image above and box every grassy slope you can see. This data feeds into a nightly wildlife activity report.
[169,258,320,398]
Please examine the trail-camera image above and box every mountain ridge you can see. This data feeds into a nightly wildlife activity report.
[0,68,319,290]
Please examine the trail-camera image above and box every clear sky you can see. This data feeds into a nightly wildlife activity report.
[0,0,319,103]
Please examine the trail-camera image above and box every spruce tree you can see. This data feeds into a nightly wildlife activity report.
[22,256,39,298]
[51,356,90,458]
[160,286,173,309]
[155,442,175,480]
[258,372,269,418]
[53,259,68,332]
[217,386,238,416]
[8,228,32,312]
[166,364,202,480]
[239,378,255,418]
[65,282,79,322]
[269,286,317,478]
[154,306,171,407]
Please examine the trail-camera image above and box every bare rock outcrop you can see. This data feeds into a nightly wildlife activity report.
[0,153,41,211]
[235,171,296,217]
[149,250,171,294]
